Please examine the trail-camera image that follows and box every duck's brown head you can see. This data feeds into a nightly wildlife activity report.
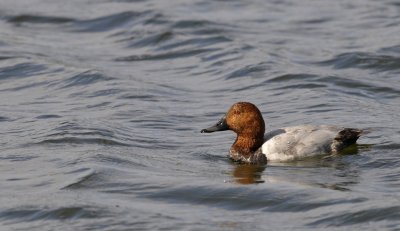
[201,102,266,163]
[201,102,265,137]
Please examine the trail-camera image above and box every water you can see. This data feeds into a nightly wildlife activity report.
[0,0,399,230]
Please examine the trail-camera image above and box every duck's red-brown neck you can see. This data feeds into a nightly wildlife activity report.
[231,132,265,157]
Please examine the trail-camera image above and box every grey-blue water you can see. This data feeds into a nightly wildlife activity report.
[1,0,399,230]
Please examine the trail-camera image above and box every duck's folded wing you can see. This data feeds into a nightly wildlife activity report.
[261,125,342,161]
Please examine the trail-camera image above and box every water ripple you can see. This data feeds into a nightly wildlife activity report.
[7,14,75,25]
[225,62,269,79]
[35,114,62,119]
[55,71,113,89]
[32,121,131,147]
[115,48,219,61]
[144,184,366,212]
[72,11,151,32]
[123,31,173,48]
[317,52,400,71]
[62,168,97,190]
[35,137,129,146]
[0,63,47,79]
[0,207,102,221]
[156,36,231,51]
[0,116,10,122]
[308,206,400,227]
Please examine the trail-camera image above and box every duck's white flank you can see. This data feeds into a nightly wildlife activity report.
[262,125,345,162]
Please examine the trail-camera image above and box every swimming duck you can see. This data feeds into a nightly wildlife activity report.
[201,102,365,164]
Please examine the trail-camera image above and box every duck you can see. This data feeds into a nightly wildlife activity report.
[201,102,365,164]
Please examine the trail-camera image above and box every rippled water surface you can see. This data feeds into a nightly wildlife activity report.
[1,0,400,230]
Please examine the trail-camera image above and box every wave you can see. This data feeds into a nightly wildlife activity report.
[6,14,75,25]
[143,183,366,211]
[0,63,47,79]
[308,206,400,227]
[34,137,129,146]
[0,206,102,221]
[72,11,149,32]
[32,121,131,147]
[115,48,218,61]
[317,52,400,71]
[54,71,113,89]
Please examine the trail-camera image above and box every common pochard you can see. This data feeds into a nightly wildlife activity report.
[201,102,365,164]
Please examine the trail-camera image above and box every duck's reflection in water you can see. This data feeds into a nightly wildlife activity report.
[229,147,367,189]
[231,164,266,184]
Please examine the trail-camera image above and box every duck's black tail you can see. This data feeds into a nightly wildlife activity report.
[333,128,367,152]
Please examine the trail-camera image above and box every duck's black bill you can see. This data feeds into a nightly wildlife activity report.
[201,116,229,133]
